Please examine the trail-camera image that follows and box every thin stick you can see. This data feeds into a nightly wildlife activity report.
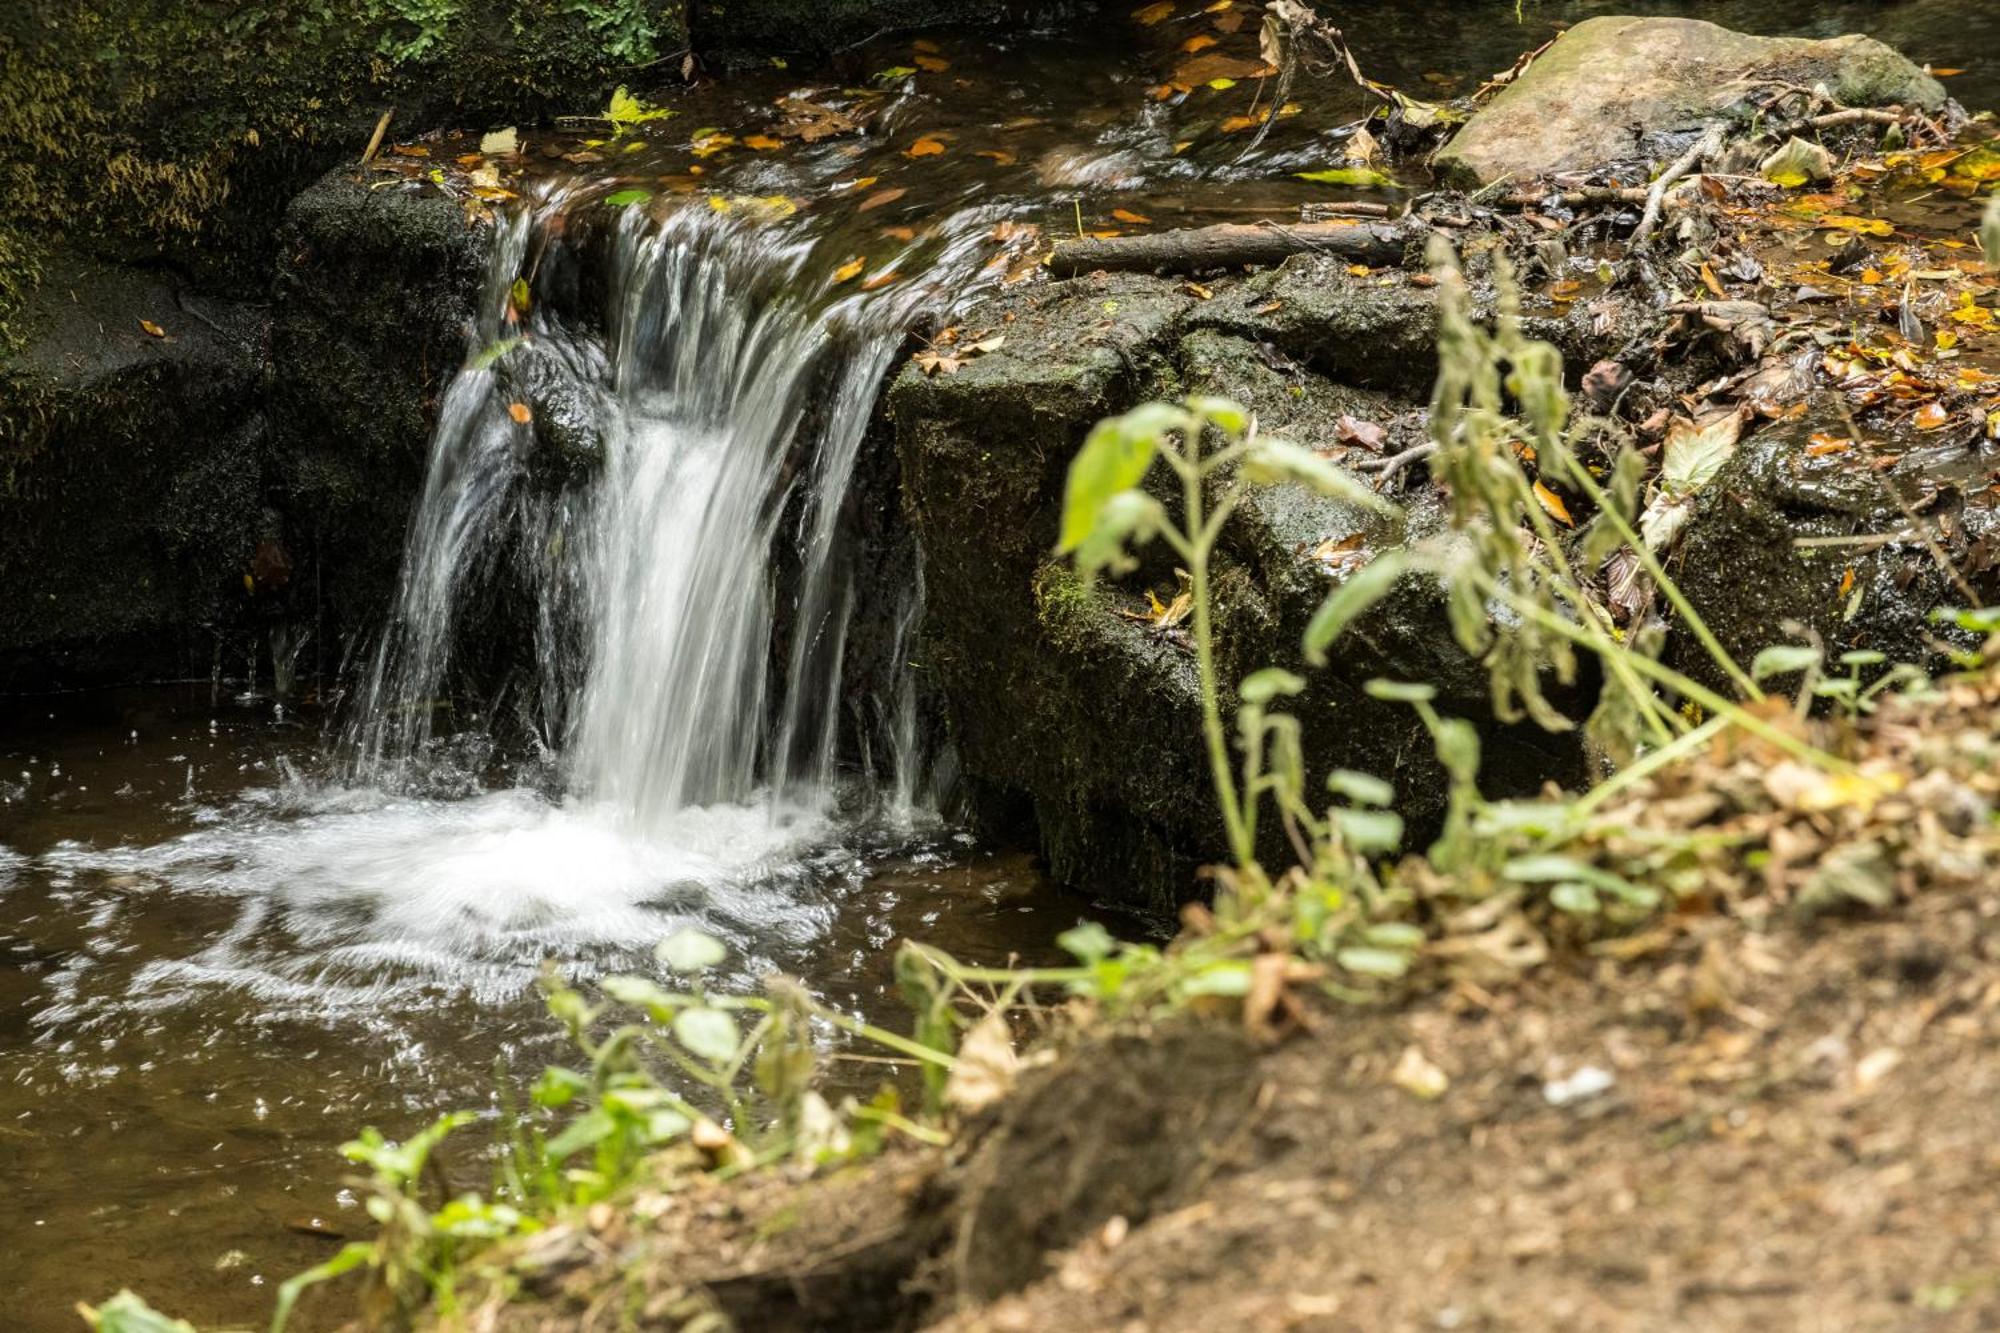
[1632,124,1723,244]
[360,109,393,167]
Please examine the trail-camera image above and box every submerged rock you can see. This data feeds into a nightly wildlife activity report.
[1435,16,1947,188]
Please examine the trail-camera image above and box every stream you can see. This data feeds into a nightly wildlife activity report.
[2,2,1994,1327]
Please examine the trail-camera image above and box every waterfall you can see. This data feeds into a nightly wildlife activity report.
[347,188,988,832]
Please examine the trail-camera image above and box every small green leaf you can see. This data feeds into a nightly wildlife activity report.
[604,188,652,206]
[1750,644,1822,682]
[1072,489,1166,578]
[1336,946,1410,978]
[872,65,918,82]
[1179,961,1252,996]
[1364,678,1435,703]
[1333,807,1403,854]
[531,1065,588,1109]
[1303,551,1409,665]
[544,1109,617,1162]
[1295,167,1397,188]
[1240,439,1398,514]
[77,1291,199,1333]
[1239,667,1307,704]
[1183,394,1248,434]
[1057,921,1117,965]
[673,1006,740,1065]
[1058,409,1176,553]
[1362,922,1425,950]
[1549,882,1601,915]
[1326,768,1394,807]
[657,928,727,973]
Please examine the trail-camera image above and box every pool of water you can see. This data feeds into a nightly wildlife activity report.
[0,687,1091,1328]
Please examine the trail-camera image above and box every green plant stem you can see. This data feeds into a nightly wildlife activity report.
[1165,439,1255,866]
[1560,460,1764,701]
[1566,713,1728,819]
[1485,579,1851,773]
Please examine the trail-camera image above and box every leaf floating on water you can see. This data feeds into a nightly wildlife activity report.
[859,186,908,211]
[860,269,900,291]
[975,148,1018,165]
[873,65,918,82]
[479,127,518,155]
[603,188,651,206]
[1133,0,1175,24]
[833,256,866,283]
[1296,167,1396,188]
[1532,479,1574,526]
[1182,33,1217,52]
[915,54,950,72]
[137,318,166,338]
[1111,208,1151,224]
[607,86,674,130]
[1915,401,1950,430]
[509,277,530,314]
[1819,215,1894,236]
[507,402,532,425]
[1220,114,1261,133]
[742,133,783,151]
[906,136,947,158]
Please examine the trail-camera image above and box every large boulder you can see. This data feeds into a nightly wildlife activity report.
[1434,16,1947,188]
[891,260,1595,908]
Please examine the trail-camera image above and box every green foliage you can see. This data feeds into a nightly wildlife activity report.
[379,0,462,62]
[76,1292,197,1333]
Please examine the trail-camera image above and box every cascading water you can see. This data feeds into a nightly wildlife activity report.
[351,190,995,835]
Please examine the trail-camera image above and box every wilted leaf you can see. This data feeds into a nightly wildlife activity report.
[1760,136,1832,187]
[1335,414,1387,451]
[742,133,783,151]
[859,187,908,211]
[507,402,532,425]
[1134,0,1175,24]
[944,1012,1018,1115]
[833,256,866,283]
[906,136,947,158]
[1111,207,1151,224]
[1658,412,1741,496]
[137,318,166,338]
[479,127,519,155]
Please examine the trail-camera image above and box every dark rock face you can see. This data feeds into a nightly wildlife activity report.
[891,261,1593,909]
[1434,16,1947,188]
[0,260,269,689]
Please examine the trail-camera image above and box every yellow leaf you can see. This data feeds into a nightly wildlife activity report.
[508,401,533,424]
[1134,0,1175,23]
[1182,34,1217,52]
[1347,264,1371,277]
[833,256,866,283]
[1914,402,1950,430]
[915,54,950,72]
[1533,480,1573,526]
[906,136,947,157]
[137,318,166,338]
[742,133,783,151]
[1819,215,1893,236]
[1207,77,1237,90]
[1111,207,1151,224]
[1220,114,1261,133]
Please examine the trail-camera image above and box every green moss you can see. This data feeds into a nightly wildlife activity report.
[0,0,693,345]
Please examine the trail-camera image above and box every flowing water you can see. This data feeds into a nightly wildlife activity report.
[1,2,1994,1328]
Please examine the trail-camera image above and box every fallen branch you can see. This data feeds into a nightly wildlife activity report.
[1632,123,1725,244]
[1050,218,1418,277]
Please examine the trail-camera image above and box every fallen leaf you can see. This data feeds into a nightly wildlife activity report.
[1915,402,1950,430]
[1111,207,1151,224]
[1336,414,1387,451]
[1134,0,1175,24]
[915,54,950,72]
[860,269,900,291]
[1182,34,1217,52]
[479,127,518,155]
[137,318,166,338]
[906,136,947,158]
[1220,114,1262,133]
[944,1012,1019,1115]
[1819,215,1894,236]
[975,148,1018,165]
[508,402,533,424]
[742,133,783,151]
[859,187,908,212]
[1533,479,1574,526]
[833,256,866,283]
